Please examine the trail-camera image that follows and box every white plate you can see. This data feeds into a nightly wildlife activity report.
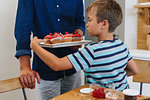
[80,88,93,94]
[39,40,92,48]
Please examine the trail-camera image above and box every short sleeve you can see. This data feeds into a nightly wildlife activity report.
[123,43,132,61]
[127,50,132,61]
[67,45,94,72]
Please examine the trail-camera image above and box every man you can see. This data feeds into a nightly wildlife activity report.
[15,0,85,99]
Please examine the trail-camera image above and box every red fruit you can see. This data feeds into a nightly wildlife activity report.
[74,32,78,34]
[44,35,50,39]
[54,32,58,35]
[65,32,69,34]
[57,35,61,37]
[68,34,72,37]
[49,33,53,36]
[98,88,104,92]
[100,92,106,99]
[49,36,52,39]
[138,95,142,97]
[52,35,56,38]
[73,34,76,37]
[92,88,106,99]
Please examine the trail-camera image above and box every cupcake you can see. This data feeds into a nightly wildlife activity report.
[63,32,72,42]
[50,34,63,44]
[72,32,83,42]
[44,35,52,44]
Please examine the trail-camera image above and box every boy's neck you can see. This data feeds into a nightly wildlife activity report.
[98,32,114,42]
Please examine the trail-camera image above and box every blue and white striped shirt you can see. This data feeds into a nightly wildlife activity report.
[67,38,132,91]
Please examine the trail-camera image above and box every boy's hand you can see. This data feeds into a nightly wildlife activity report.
[31,37,44,49]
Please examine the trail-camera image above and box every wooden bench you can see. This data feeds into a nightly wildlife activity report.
[0,77,27,100]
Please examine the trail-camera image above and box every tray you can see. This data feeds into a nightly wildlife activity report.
[39,40,92,48]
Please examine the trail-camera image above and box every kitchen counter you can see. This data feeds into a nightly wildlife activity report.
[130,49,150,61]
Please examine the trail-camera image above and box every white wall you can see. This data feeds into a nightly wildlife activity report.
[0,0,39,100]
[124,0,138,49]
[125,0,150,96]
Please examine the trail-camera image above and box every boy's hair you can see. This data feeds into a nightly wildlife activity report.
[86,0,123,32]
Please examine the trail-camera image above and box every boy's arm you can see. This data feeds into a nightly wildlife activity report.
[31,37,73,71]
[125,59,139,77]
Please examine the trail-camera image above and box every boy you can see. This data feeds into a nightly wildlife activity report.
[30,0,138,91]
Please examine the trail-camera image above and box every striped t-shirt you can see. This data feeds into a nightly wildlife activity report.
[67,38,132,91]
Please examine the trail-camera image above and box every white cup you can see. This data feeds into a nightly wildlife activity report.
[123,89,139,100]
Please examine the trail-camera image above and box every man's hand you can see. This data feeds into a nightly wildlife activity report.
[74,29,84,36]
[19,56,40,89]
[69,29,83,50]
[20,68,40,89]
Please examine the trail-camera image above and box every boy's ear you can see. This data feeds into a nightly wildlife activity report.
[101,20,109,30]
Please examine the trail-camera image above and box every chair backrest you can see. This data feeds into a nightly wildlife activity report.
[133,59,150,83]
[0,77,23,93]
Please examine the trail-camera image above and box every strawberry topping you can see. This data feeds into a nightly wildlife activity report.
[49,33,53,36]
[92,88,106,99]
[65,32,69,34]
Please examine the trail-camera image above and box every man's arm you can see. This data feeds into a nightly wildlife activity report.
[30,37,73,71]
[74,0,85,36]
[19,56,40,89]
[15,0,40,89]
[125,59,139,77]
[70,0,85,50]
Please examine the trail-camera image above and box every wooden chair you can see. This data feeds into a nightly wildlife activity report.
[133,59,150,95]
[0,77,27,100]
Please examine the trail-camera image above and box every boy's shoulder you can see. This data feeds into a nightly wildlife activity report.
[86,42,99,49]
[86,38,126,51]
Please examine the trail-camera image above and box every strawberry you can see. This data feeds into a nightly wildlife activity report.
[44,35,50,39]
[75,34,81,37]
[92,88,106,99]
[49,33,53,36]
[74,32,78,34]
[67,34,72,37]
[101,92,106,99]
[73,34,76,37]
[65,32,69,34]
[57,35,61,37]
[54,32,58,35]
[98,88,104,92]
[52,35,56,38]
[48,35,52,39]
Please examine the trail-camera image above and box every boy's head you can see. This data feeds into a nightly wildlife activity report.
[86,0,123,36]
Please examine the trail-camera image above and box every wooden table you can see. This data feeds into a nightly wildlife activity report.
[51,85,149,100]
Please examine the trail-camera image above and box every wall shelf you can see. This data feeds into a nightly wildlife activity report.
[134,5,150,8]
[135,1,150,50]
